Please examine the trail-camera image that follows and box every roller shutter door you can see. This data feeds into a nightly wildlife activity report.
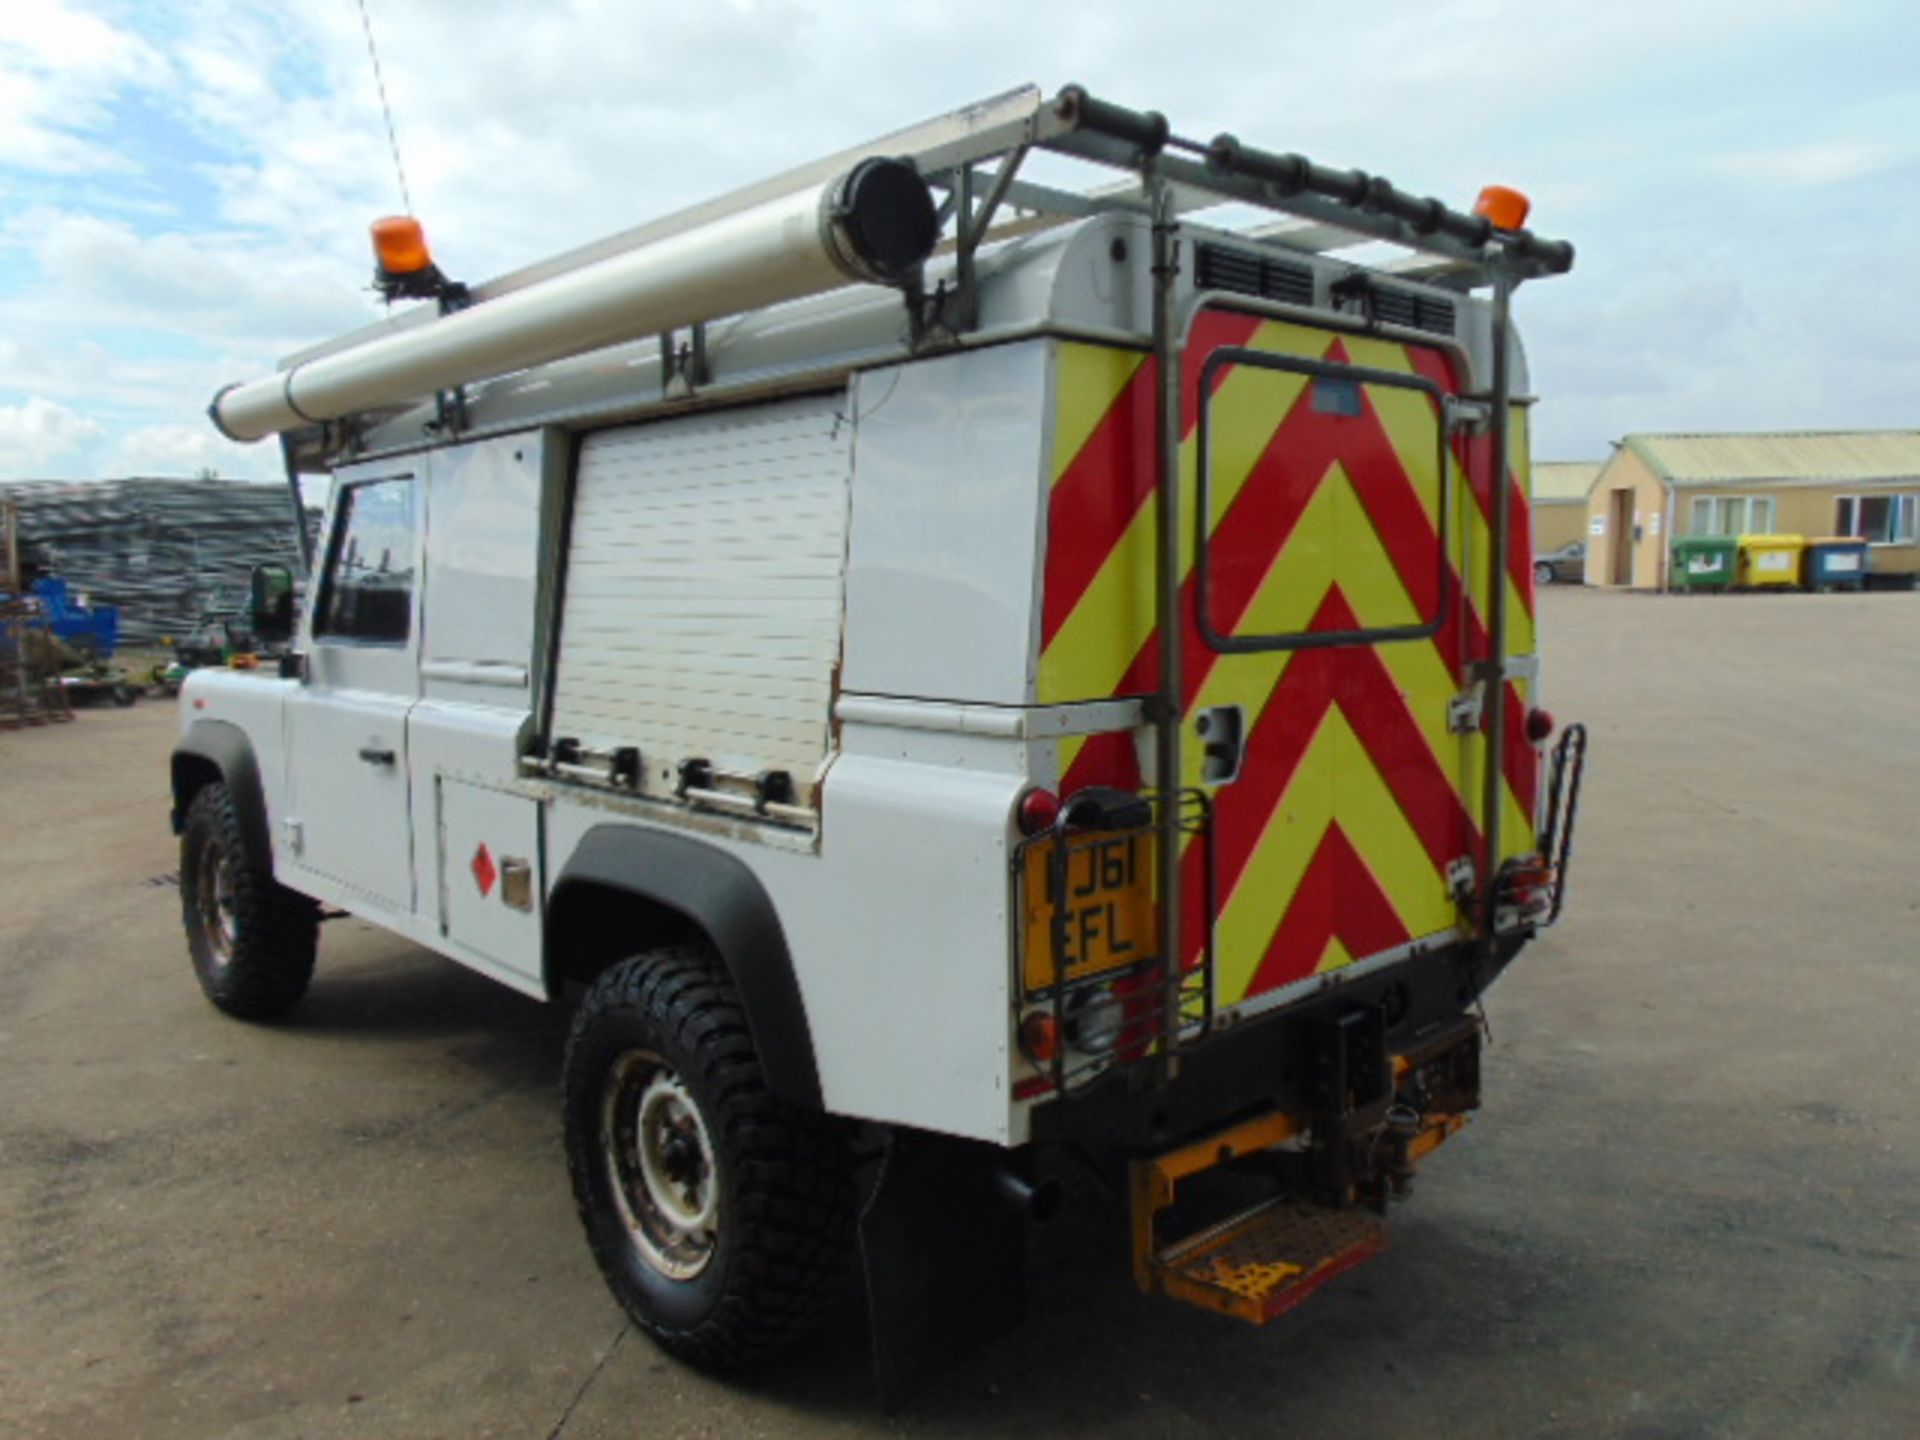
[551,394,851,805]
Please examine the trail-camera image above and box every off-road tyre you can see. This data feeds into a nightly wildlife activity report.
[179,781,319,1019]
[563,946,854,1370]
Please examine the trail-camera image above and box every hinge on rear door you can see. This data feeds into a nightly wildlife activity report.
[1453,654,1537,734]
[1446,856,1477,907]
[1447,686,1484,734]
[1444,396,1492,433]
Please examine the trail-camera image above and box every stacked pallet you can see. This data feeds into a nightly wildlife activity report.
[0,479,315,649]
[0,499,72,727]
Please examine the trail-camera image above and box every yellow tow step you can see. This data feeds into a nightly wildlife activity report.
[1155,1198,1386,1323]
[1129,1108,1389,1325]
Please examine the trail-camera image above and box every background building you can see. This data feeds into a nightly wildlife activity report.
[1583,431,1920,589]
[1531,461,1601,558]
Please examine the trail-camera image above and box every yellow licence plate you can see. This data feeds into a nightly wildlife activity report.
[1021,832,1156,994]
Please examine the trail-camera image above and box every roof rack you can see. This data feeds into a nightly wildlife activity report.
[910,84,1572,326]
[504,81,1572,305]
[220,84,1571,446]
[280,83,1570,371]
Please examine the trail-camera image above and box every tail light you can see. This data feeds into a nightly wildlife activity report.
[1018,1011,1060,1064]
[1500,856,1557,926]
[1525,707,1555,744]
[1016,787,1061,835]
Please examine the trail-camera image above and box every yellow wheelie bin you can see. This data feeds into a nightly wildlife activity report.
[1737,534,1805,591]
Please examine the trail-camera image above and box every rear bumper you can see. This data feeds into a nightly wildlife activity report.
[1030,935,1517,1154]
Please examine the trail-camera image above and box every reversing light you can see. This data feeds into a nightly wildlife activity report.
[1018,1010,1060,1064]
[1017,787,1062,836]
[1063,985,1125,1056]
[1473,185,1531,232]
[371,215,433,276]
[1525,707,1556,744]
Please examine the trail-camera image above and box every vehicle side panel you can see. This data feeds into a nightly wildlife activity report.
[534,346,1058,1144]
[840,342,1051,705]
[408,433,555,993]
[542,741,1028,1144]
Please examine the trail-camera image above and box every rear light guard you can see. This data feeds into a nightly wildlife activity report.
[1011,787,1214,1097]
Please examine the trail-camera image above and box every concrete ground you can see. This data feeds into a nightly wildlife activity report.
[1,587,1915,1439]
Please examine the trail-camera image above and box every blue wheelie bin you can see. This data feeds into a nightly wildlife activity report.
[1802,537,1868,592]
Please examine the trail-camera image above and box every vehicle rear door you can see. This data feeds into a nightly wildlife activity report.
[1176,307,1533,1018]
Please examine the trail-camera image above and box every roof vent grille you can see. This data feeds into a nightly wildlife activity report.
[1370,285,1456,337]
[1195,243,1315,307]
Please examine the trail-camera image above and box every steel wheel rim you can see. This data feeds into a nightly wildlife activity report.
[600,1050,719,1280]
[197,839,237,967]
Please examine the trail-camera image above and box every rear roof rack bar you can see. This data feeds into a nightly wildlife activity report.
[287,83,1572,371]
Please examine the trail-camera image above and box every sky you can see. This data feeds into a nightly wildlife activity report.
[0,0,1916,482]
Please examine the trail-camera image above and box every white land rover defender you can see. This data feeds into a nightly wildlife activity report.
[172,86,1582,1399]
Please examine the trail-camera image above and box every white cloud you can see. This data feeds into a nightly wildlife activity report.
[0,1,169,175]
[0,396,104,473]
[111,421,260,477]
[11,209,373,340]
[1712,140,1915,187]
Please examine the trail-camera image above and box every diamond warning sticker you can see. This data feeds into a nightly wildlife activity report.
[471,842,497,898]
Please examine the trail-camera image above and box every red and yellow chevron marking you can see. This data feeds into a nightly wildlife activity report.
[1039,314,1542,1010]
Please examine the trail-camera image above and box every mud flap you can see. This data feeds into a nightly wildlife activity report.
[858,1129,1026,1411]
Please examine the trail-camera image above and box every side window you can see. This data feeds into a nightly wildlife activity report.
[314,477,416,643]
[1838,494,1918,545]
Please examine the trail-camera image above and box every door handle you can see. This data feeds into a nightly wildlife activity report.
[358,746,397,766]
[1196,705,1245,786]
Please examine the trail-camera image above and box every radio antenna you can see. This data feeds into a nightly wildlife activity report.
[356,0,414,215]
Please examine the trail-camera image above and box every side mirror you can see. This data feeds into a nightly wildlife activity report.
[250,563,296,644]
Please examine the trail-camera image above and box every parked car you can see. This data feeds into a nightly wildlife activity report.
[1535,539,1585,585]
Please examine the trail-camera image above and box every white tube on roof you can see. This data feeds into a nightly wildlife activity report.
[211,160,935,443]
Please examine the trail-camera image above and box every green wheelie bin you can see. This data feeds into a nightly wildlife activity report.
[1670,535,1737,593]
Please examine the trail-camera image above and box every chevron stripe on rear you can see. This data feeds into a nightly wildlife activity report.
[1040,315,1543,1012]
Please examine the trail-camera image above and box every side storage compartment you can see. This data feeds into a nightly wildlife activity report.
[437,777,543,981]
[549,394,854,813]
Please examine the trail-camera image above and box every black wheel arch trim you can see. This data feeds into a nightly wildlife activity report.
[550,824,822,1112]
[172,719,272,870]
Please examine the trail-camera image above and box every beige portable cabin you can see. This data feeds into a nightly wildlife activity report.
[1584,430,1920,589]
[1531,461,1600,557]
